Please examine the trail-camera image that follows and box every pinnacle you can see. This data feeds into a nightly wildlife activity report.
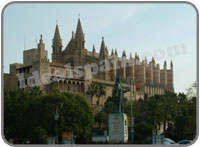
[152,57,155,62]
[75,18,84,40]
[115,48,118,56]
[99,37,108,59]
[122,50,126,57]
[92,44,96,53]
[53,24,62,42]
[111,48,114,56]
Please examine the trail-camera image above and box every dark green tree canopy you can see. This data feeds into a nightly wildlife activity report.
[4,90,94,144]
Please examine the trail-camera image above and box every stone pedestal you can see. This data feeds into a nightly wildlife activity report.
[108,113,128,143]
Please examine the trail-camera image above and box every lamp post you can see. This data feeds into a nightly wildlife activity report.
[54,111,59,144]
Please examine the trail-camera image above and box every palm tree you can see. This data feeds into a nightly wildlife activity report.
[96,83,106,105]
[87,83,97,105]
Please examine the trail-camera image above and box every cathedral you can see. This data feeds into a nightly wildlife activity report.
[4,18,174,110]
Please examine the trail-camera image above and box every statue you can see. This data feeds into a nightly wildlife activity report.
[112,77,129,113]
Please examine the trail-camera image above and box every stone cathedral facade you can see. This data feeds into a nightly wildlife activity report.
[4,18,174,110]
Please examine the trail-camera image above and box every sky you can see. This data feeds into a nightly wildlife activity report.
[3,3,197,93]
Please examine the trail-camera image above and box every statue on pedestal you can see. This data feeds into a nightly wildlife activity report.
[112,77,129,113]
[108,77,129,142]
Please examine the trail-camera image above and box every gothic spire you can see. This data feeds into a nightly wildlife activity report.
[115,48,118,56]
[52,24,62,54]
[135,52,139,60]
[92,44,96,53]
[170,60,173,69]
[122,50,126,57]
[53,24,62,43]
[152,57,155,63]
[75,18,84,41]
[99,37,108,59]
[135,52,137,59]
[100,37,105,49]
[111,48,114,56]
[164,60,167,69]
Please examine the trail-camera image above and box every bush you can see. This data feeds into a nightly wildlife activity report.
[134,122,154,141]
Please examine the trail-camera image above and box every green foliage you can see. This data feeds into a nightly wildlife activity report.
[87,83,98,105]
[95,83,106,105]
[94,111,106,130]
[165,96,196,142]
[44,81,60,93]
[4,90,94,144]
[31,127,48,144]
[103,96,115,114]
[186,82,197,99]
[102,88,196,143]
[29,86,43,97]
[4,82,196,144]
[134,122,154,141]
[86,82,106,105]
[4,90,33,143]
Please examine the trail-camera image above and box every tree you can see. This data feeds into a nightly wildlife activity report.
[94,111,106,130]
[165,96,196,142]
[87,83,97,105]
[45,81,60,93]
[157,92,178,132]
[95,83,106,105]
[31,127,48,144]
[29,86,43,97]
[4,90,94,144]
[186,82,197,99]
[103,96,115,114]
[134,122,154,143]
[4,90,33,143]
